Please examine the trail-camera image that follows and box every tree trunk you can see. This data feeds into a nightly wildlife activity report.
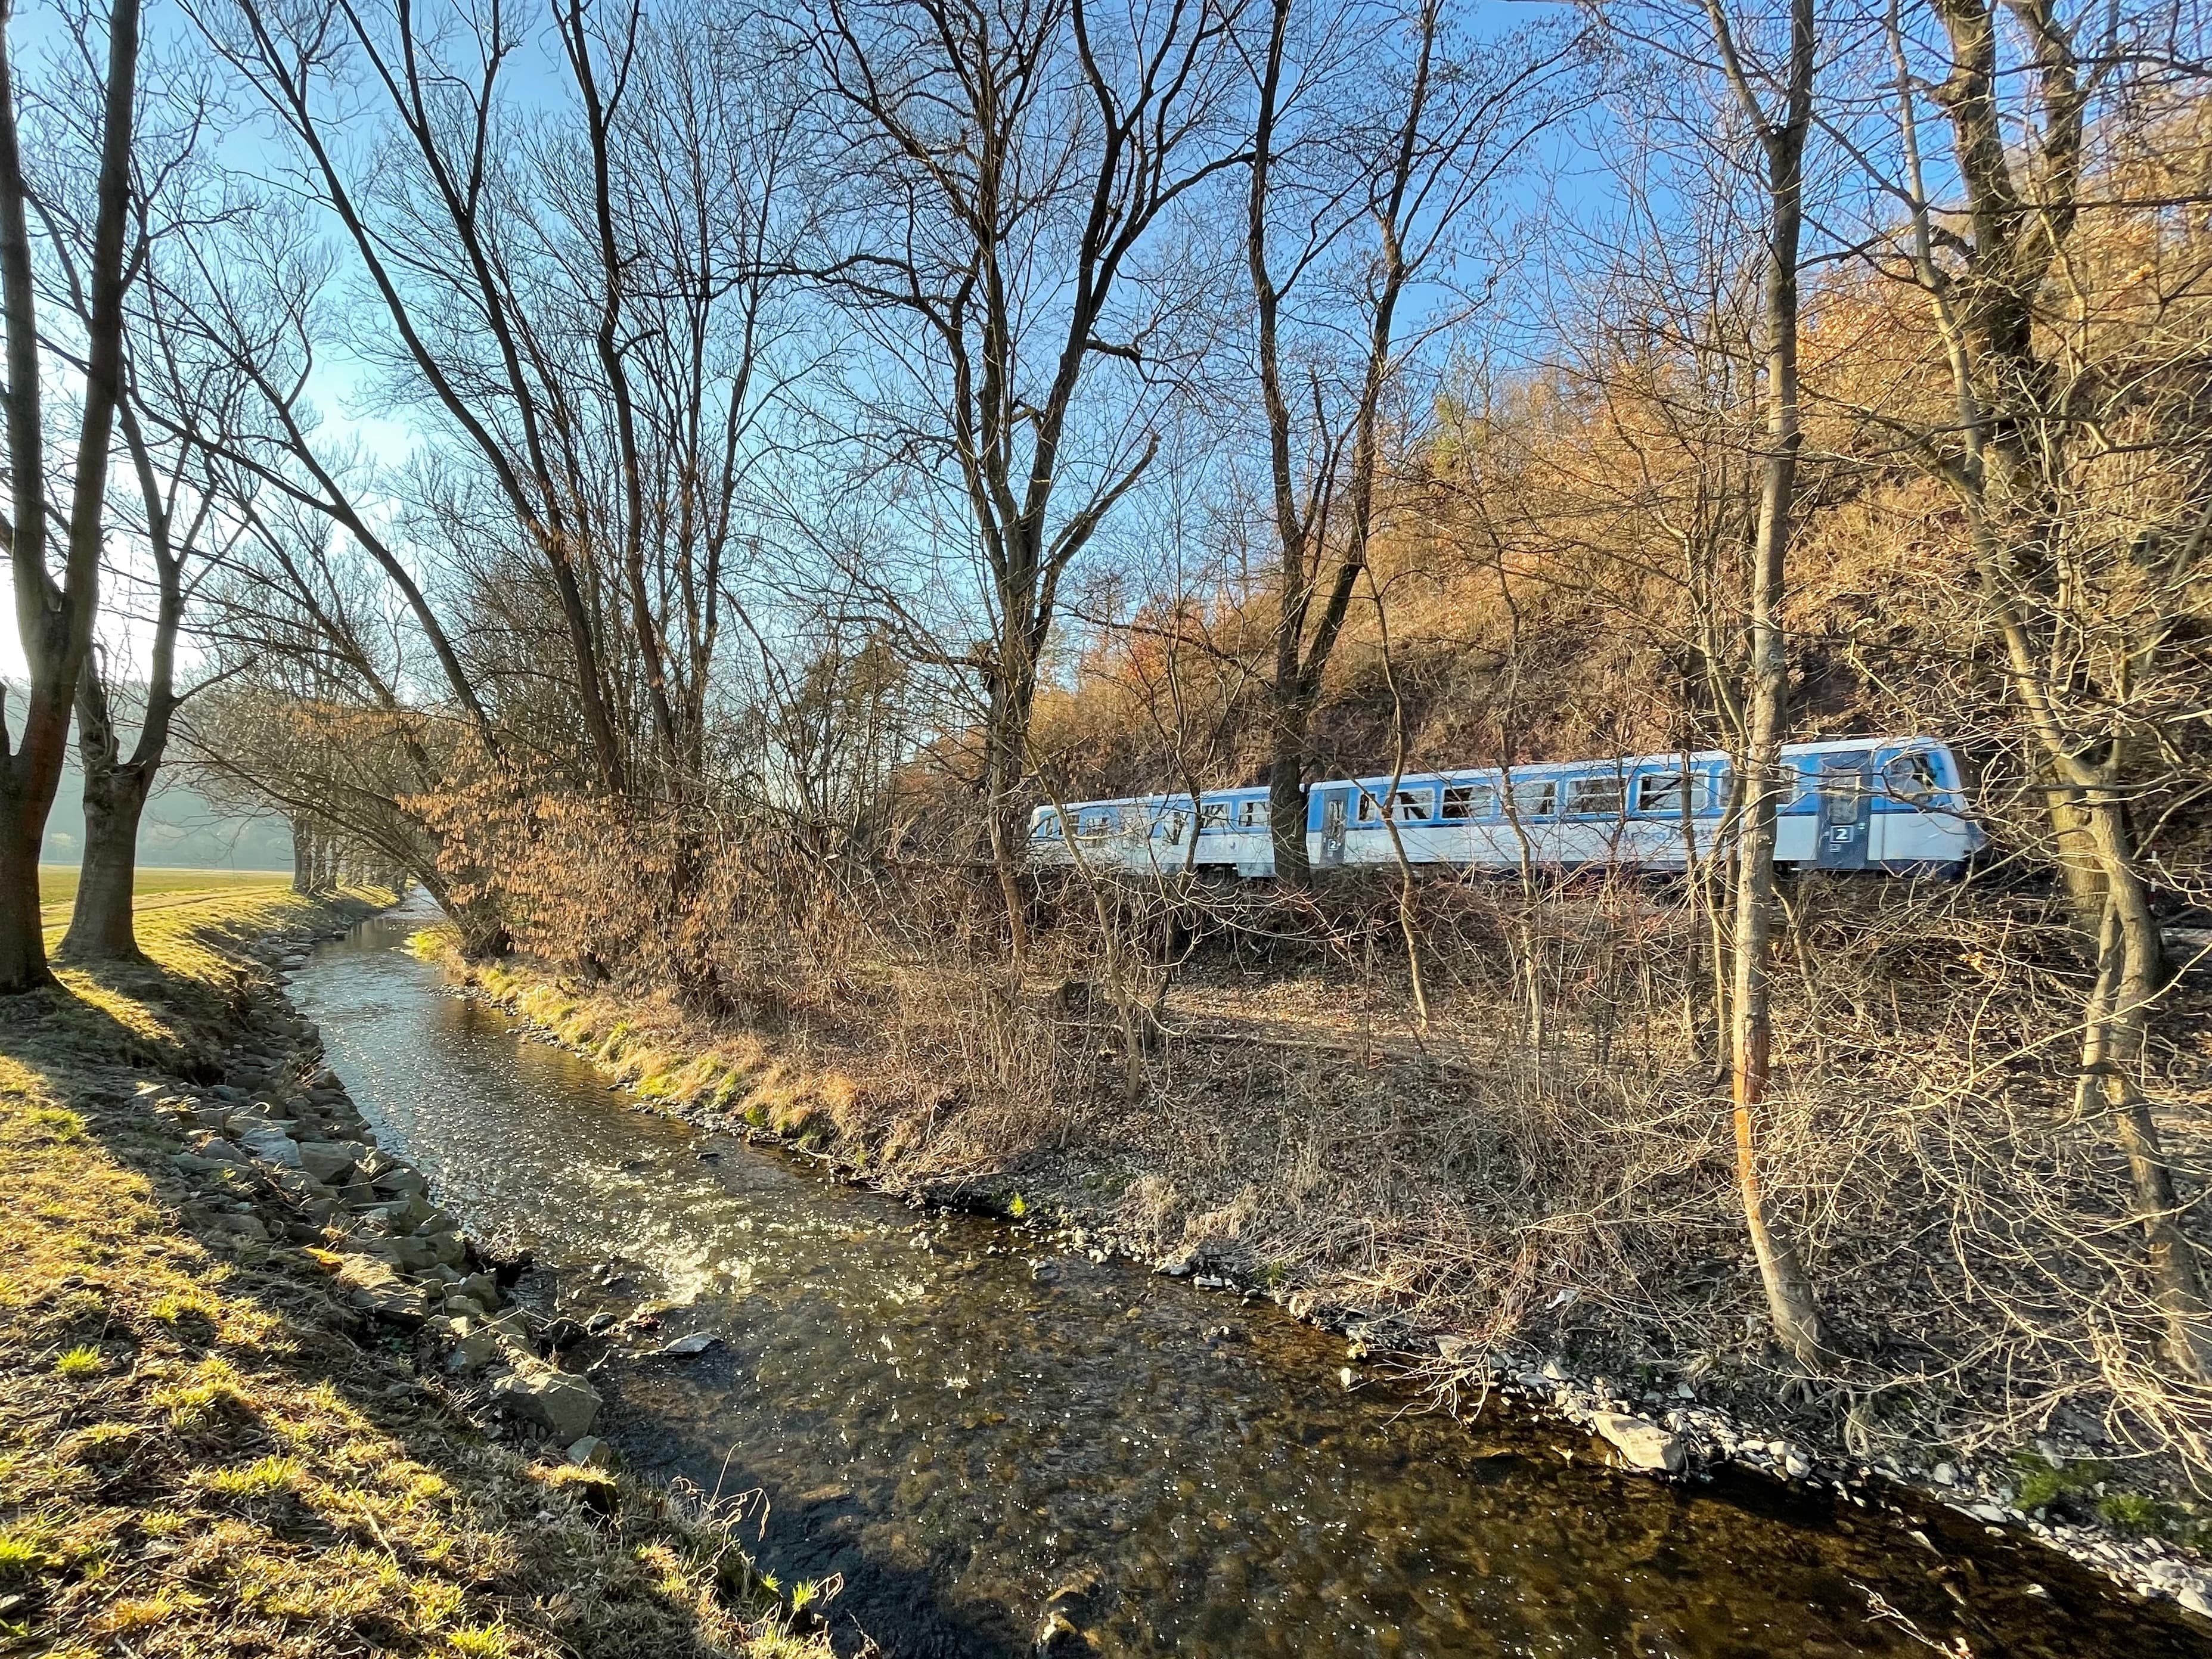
[1267,704,1311,887]
[1708,0,1830,1368]
[1730,745,1831,1366]
[1732,501,1828,1363]
[59,764,148,961]
[0,785,48,989]
[291,818,316,895]
[2074,807,2212,1378]
[982,665,1034,978]
[60,649,160,962]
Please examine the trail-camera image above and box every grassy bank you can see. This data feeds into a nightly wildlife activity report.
[1,881,826,1657]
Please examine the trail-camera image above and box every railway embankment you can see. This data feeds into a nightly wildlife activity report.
[0,885,826,1658]
[430,927,2212,1622]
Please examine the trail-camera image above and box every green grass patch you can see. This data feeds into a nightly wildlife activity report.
[37,864,290,917]
[202,1453,304,1499]
[2013,1451,2111,1512]
[0,1528,46,1580]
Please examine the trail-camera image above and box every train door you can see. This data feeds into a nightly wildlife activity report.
[1317,788,1351,868]
[1812,757,1873,871]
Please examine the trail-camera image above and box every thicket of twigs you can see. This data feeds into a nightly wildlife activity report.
[415,766,2212,1484]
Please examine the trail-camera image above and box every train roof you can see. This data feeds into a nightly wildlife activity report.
[1031,785,1265,815]
[1034,737,1956,818]
[1330,737,1947,792]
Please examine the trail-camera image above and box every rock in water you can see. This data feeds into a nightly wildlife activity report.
[1592,1411,1686,1474]
[654,1331,721,1357]
[491,1367,602,1440]
[1033,1612,1087,1656]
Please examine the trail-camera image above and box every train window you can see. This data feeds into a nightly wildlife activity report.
[1511,779,1556,818]
[1198,801,1230,832]
[1567,775,1626,816]
[1236,798,1267,829]
[1357,790,1385,824]
[1441,783,1496,820]
[1153,810,1189,840]
[1882,751,1942,803]
[1392,790,1435,823]
[1635,772,1696,814]
[1031,811,1061,840]
[1077,809,1112,837]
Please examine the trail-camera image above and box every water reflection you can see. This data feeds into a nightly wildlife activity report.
[292,900,2207,1658]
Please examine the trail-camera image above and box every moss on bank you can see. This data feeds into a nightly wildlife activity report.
[2,887,826,1658]
[421,940,859,1153]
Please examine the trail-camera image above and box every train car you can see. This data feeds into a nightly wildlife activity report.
[1028,737,1982,878]
[1025,793,1197,874]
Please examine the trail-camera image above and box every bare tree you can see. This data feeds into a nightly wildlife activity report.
[796,0,1249,971]
[0,0,141,991]
[1246,0,1576,883]
[1838,0,2212,1378]
[33,33,232,961]
[60,397,215,960]
[193,0,796,800]
[1690,0,1833,1365]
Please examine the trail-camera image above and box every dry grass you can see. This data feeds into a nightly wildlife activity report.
[1,886,829,1658]
[426,862,2212,1528]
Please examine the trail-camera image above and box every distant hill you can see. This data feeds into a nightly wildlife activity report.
[39,749,291,869]
[2,680,291,871]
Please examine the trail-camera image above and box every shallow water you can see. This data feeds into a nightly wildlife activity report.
[291,897,2210,1658]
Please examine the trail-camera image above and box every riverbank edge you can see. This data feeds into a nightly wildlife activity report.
[432,935,2212,1624]
[0,887,828,1658]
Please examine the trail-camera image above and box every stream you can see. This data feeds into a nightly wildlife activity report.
[288,896,2209,1658]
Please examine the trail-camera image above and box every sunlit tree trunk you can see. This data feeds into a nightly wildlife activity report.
[58,688,152,962]
[1703,0,1832,1366]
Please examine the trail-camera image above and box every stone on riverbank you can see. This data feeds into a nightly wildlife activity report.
[491,1365,603,1440]
[295,1139,365,1183]
[200,1210,270,1246]
[443,1324,504,1375]
[1593,1411,1686,1474]
[373,1166,430,1198]
[566,1435,614,1469]
[235,1123,303,1169]
[336,1253,433,1326]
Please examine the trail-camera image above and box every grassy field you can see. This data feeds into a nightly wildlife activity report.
[37,865,290,923]
[0,883,824,1658]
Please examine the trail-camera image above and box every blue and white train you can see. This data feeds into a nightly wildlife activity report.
[1027,737,1984,878]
